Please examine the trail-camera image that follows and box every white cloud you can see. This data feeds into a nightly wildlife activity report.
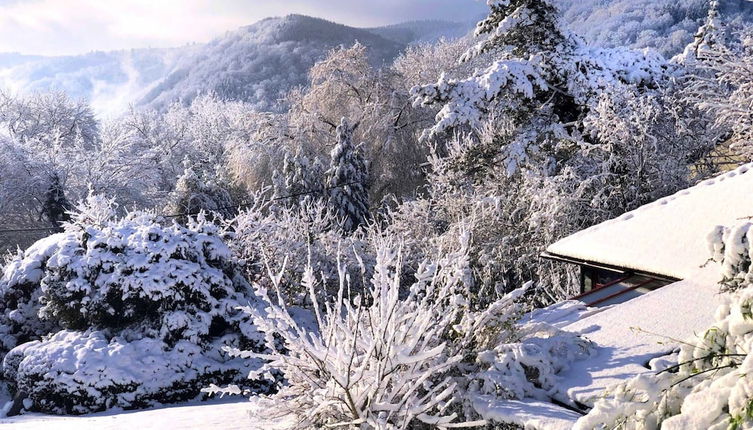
[0,0,486,56]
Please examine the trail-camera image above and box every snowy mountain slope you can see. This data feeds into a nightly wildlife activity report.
[557,0,753,56]
[0,54,45,69]
[137,15,408,112]
[7,0,739,117]
[0,16,469,116]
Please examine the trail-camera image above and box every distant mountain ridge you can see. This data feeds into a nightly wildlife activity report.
[0,14,472,116]
[138,14,409,112]
[365,19,473,45]
[5,2,749,117]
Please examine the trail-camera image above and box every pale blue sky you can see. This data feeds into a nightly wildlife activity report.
[0,0,488,56]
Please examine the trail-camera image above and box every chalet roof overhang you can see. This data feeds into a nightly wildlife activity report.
[540,251,680,283]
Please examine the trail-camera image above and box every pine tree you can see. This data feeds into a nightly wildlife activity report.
[463,0,572,62]
[42,173,71,229]
[413,0,672,172]
[278,149,324,207]
[680,0,724,61]
[326,118,369,233]
[168,160,235,221]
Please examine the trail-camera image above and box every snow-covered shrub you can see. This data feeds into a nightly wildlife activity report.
[219,229,595,428]
[0,194,268,414]
[469,321,595,408]
[4,330,261,415]
[224,235,497,429]
[575,221,753,429]
[167,160,237,221]
[0,233,67,356]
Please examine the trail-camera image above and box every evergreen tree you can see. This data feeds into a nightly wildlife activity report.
[42,173,71,229]
[167,160,235,221]
[679,0,724,62]
[275,149,325,207]
[326,118,369,233]
[463,0,572,62]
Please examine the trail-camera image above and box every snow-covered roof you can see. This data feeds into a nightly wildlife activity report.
[551,266,723,406]
[546,163,753,280]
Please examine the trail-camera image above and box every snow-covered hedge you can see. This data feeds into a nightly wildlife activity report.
[0,195,268,414]
[575,221,753,429]
[4,330,262,414]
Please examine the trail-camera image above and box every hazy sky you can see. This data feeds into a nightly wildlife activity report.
[0,0,488,56]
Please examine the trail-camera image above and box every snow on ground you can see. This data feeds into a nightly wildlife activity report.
[553,266,723,406]
[0,397,291,430]
[473,396,581,430]
[546,163,753,280]
[522,300,605,329]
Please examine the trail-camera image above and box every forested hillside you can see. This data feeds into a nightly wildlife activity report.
[558,0,753,55]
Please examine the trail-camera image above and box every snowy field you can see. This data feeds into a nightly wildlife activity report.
[0,397,289,430]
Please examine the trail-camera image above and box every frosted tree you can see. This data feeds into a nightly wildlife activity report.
[679,4,753,165]
[0,92,99,228]
[287,42,441,205]
[406,0,711,299]
[0,90,99,148]
[690,0,723,57]
[326,118,369,233]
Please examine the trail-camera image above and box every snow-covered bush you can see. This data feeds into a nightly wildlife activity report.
[223,235,495,429]
[575,221,753,429]
[219,230,596,428]
[470,320,595,405]
[167,161,236,221]
[4,330,261,415]
[0,194,268,414]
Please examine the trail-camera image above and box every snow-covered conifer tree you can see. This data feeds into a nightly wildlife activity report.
[41,173,71,229]
[676,0,724,63]
[463,0,570,61]
[274,149,324,207]
[326,118,369,233]
[167,159,236,221]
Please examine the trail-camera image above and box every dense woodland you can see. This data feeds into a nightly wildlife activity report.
[1,0,753,428]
